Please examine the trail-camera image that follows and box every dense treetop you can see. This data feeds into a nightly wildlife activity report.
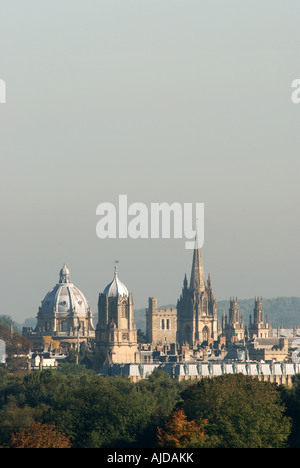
[0,364,299,448]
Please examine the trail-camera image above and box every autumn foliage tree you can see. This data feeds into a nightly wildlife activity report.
[9,422,72,448]
[157,408,207,448]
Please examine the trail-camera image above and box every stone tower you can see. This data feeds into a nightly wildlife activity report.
[95,263,140,367]
[177,233,219,347]
[222,297,245,344]
[247,297,273,339]
[146,297,177,347]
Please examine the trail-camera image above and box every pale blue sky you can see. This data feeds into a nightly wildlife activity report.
[0,1,299,322]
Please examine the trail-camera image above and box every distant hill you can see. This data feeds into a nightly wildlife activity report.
[134,297,300,332]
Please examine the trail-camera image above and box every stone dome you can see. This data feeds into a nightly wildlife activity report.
[39,263,90,316]
[103,265,129,297]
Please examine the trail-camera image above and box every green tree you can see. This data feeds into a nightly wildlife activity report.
[280,375,300,448]
[181,374,291,448]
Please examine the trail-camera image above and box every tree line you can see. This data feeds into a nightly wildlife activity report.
[1,363,300,448]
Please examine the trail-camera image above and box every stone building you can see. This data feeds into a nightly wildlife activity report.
[146,297,177,347]
[247,337,289,362]
[146,233,221,349]
[222,297,245,344]
[247,297,273,339]
[145,239,278,356]
[23,264,95,350]
[101,361,299,387]
[95,264,140,367]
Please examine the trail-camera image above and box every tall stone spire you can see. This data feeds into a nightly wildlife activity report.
[189,231,205,293]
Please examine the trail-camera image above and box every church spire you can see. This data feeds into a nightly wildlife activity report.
[189,230,205,293]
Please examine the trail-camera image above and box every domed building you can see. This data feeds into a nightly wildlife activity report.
[95,263,140,367]
[103,268,129,298]
[23,264,95,350]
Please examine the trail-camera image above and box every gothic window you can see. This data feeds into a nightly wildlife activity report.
[162,319,165,330]
[118,298,127,319]
[167,319,170,330]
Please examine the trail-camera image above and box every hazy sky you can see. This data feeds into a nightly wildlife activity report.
[0,1,299,323]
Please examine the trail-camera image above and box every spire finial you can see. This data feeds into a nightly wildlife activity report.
[114,259,119,275]
[195,220,200,250]
[189,230,205,293]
